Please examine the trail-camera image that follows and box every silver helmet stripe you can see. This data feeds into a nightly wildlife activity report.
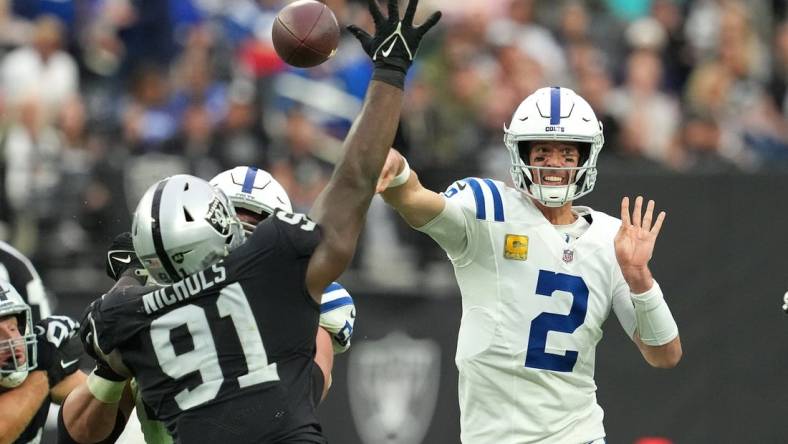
[150,178,180,281]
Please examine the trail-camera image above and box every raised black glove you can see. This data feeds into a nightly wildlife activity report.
[347,0,441,89]
[35,316,82,387]
[105,232,145,281]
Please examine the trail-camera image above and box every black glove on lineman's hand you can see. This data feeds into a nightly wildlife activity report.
[105,232,145,282]
[79,298,127,381]
[79,298,103,362]
[35,316,82,387]
[347,0,441,89]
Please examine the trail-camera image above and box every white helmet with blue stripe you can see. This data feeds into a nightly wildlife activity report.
[210,166,293,234]
[504,86,604,207]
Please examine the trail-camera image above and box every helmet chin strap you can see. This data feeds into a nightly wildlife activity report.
[528,183,577,207]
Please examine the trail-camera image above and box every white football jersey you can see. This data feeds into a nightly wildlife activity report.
[417,178,637,444]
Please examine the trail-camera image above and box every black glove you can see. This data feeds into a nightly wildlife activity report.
[105,232,145,281]
[347,0,441,89]
[35,316,82,387]
[79,298,102,362]
[79,298,129,381]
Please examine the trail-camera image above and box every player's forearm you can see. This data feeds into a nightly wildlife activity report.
[621,265,653,294]
[308,80,403,257]
[60,383,124,443]
[332,80,403,191]
[0,371,49,444]
[314,327,334,403]
[630,280,680,368]
[50,370,87,404]
[635,335,682,368]
[381,170,446,228]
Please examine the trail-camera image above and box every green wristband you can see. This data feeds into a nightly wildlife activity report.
[87,370,127,404]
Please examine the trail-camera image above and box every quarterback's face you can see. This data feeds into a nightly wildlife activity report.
[527,141,580,185]
[0,316,25,367]
[236,208,266,226]
[235,207,272,235]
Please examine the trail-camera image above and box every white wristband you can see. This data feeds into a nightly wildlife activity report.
[87,370,127,404]
[386,158,411,189]
[630,281,679,346]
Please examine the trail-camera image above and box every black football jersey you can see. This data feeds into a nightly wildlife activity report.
[92,211,325,443]
[15,316,82,444]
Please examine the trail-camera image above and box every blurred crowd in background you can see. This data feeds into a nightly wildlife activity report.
[0,0,786,294]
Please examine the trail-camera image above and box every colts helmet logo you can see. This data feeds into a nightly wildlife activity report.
[348,331,441,444]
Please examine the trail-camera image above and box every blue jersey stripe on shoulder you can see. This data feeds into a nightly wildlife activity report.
[482,179,504,222]
[324,282,344,293]
[320,296,354,313]
[242,167,258,193]
[550,86,561,125]
[465,178,486,220]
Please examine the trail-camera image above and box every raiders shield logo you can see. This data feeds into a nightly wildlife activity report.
[348,331,441,444]
[205,198,231,236]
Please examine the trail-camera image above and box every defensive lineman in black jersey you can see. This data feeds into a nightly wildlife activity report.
[81,1,441,442]
[88,210,324,442]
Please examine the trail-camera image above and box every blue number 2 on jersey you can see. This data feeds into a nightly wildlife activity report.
[524,270,589,372]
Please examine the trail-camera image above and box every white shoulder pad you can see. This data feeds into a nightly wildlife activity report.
[319,282,355,354]
[443,178,506,223]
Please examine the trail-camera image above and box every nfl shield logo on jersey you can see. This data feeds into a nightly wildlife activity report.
[562,249,574,263]
[348,331,440,444]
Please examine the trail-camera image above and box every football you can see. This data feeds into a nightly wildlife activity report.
[271,0,340,68]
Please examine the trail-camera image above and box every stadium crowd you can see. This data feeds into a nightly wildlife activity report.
[0,0,786,290]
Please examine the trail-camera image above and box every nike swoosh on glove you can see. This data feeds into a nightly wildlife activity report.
[35,316,82,387]
[347,0,441,88]
[105,232,146,281]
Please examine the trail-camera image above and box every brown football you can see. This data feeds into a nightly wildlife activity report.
[271,0,340,68]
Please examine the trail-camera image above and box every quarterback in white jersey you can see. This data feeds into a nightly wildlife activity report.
[378,86,682,443]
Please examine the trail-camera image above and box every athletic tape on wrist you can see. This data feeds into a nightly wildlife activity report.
[386,158,411,189]
[87,370,126,404]
[630,281,679,346]
[372,67,406,90]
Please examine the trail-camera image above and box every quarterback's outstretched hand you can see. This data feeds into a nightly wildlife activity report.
[376,148,407,192]
[615,196,666,293]
[347,0,441,88]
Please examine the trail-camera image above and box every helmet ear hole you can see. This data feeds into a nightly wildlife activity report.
[183,208,194,222]
[579,143,592,165]
[517,141,530,164]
